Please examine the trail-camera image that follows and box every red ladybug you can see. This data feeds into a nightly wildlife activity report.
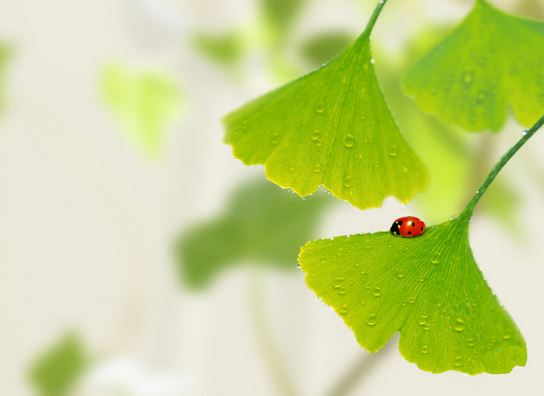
[390,216,425,237]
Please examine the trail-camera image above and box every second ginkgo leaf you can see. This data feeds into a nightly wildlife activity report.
[224,2,428,210]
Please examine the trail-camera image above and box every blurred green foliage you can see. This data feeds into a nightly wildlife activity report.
[404,0,544,132]
[193,31,245,67]
[176,178,332,289]
[28,333,88,396]
[377,27,520,226]
[0,43,10,112]
[299,31,354,67]
[261,0,307,46]
[101,64,183,158]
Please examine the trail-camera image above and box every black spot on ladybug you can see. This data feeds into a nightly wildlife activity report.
[408,221,414,227]
[408,231,412,235]
[420,226,423,231]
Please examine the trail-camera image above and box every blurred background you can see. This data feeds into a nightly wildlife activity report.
[1,0,544,395]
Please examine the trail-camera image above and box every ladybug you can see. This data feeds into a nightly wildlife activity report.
[390,216,425,237]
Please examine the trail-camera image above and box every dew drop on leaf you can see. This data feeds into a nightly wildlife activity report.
[454,318,466,332]
[388,144,399,157]
[316,101,325,114]
[343,134,355,148]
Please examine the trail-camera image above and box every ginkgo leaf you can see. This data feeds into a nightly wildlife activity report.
[101,64,183,157]
[404,0,544,132]
[224,35,429,210]
[28,332,88,396]
[299,214,526,374]
[176,178,332,289]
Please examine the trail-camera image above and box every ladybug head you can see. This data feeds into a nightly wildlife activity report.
[390,221,400,235]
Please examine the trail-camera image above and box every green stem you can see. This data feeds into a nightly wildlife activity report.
[248,271,299,396]
[462,115,544,216]
[325,342,394,396]
[361,0,389,37]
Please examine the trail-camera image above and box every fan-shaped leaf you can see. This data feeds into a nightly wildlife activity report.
[176,179,331,289]
[404,0,544,132]
[299,215,526,374]
[225,36,429,210]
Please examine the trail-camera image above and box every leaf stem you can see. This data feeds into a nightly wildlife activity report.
[361,0,389,37]
[463,115,544,216]
[324,342,394,396]
[248,271,299,396]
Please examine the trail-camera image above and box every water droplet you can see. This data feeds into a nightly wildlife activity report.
[311,130,322,146]
[454,358,463,368]
[333,278,344,289]
[343,134,355,148]
[396,271,405,279]
[421,345,429,354]
[343,175,353,189]
[431,254,441,264]
[467,338,475,348]
[388,144,399,157]
[502,332,512,340]
[316,102,325,114]
[419,315,429,326]
[271,132,280,145]
[314,163,322,173]
[453,318,466,332]
[289,166,296,172]
[367,320,377,327]
[373,287,382,297]
[340,304,349,315]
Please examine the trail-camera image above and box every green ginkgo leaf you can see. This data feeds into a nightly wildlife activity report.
[101,64,183,157]
[404,0,544,132]
[225,32,429,210]
[299,213,526,374]
[176,178,332,289]
[28,332,88,396]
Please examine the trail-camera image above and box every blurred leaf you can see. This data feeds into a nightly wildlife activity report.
[29,333,88,396]
[101,64,183,157]
[376,42,470,223]
[224,36,429,211]
[299,31,355,67]
[261,0,306,45]
[193,30,244,67]
[480,179,522,231]
[404,0,544,132]
[176,179,331,289]
[0,43,10,112]
[299,214,526,374]
[377,26,521,225]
